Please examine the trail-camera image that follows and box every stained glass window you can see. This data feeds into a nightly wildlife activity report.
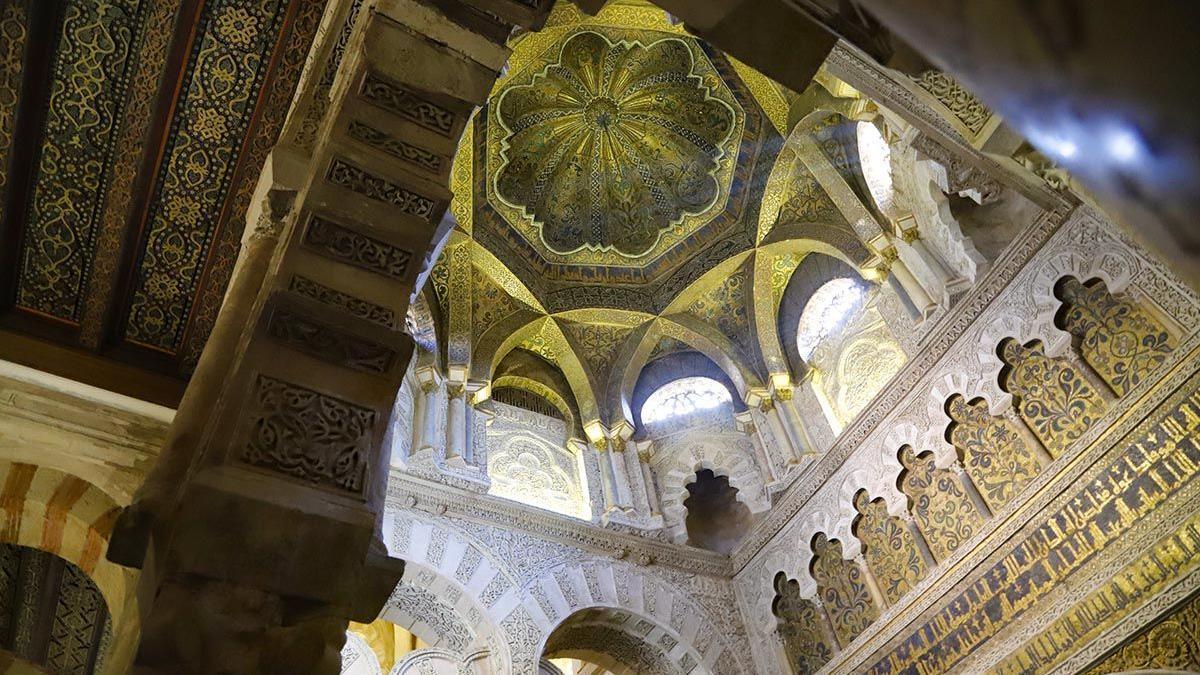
[796,278,868,360]
[642,377,732,423]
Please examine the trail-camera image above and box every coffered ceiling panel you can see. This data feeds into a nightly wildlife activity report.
[0,0,323,404]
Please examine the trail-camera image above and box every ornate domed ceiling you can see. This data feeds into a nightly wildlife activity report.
[426,1,892,429]
[456,1,787,314]
[491,29,740,260]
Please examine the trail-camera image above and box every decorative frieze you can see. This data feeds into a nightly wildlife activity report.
[302,215,413,279]
[266,306,397,374]
[288,274,397,328]
[347,119,444,174]
[325,158,437,220]
[360,72,455,136]
[240,374,375,494]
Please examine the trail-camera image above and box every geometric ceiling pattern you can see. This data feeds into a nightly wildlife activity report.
[492,29,739,260]
[468,2,778,314]
[432,1,893,431]
[0,0,323,404]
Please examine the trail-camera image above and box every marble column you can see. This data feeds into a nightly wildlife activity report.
[571,438,606,520]
[764,402,804,465]
[778,394,817,459]
[886,250,938,318]
[901,510,937,568]
[607,442,636,512]
[1003,406,1054,466]
[621,438,652,518]
[445,383,467,466]
[595,440,620,514]
[736,411,778,483]
[639,452,662,517]
[410,380,428,452]
[854,553,889,611]
[419,380,440,454]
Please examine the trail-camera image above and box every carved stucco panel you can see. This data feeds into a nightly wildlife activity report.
[732,207,1200,657]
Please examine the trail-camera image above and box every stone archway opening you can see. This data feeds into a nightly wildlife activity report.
[540,607,704,675]
[0,543,111,675]
[683,469,754,554]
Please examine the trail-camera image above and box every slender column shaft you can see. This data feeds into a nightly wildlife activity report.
[772,405,806,464]
[411,384,427,452]
[596,445,619,513]
[813,596,843,652]
[954,462,993,519]
[623,443,651,517]
[890,256,937,317]
[462,404,475,465]
[608,445,635,511]
[854,553,889,611]
[903,513,938,568]
[779,397,816,458]
[1004,407,1053,466]
[640,457,661,516]
[419,384,440,453]
[744,422,778,482]
[445,386,466,463]
[1063,346,1118,401]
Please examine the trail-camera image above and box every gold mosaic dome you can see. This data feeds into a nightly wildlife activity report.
[492,30,738,257]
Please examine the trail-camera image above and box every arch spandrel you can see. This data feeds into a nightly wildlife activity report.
[471,311,550,382]
[655,314,761,401]
[749,249,790,378]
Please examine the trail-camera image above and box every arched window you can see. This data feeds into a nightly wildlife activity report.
[857,121,896,216]
[795,278,868,360]
[641,377,732,424]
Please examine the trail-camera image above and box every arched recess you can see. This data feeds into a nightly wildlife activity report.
[777,252,871,379]
[492,348,584,439]
[651,431,770,543]
[521,559,749,675]
[477,317,601,426]
[650,317,757,401]
[630,352,747,436]
[0,462,137,675]
[381,511,517,674]
[0,544,112,674]
[540,608,701,675]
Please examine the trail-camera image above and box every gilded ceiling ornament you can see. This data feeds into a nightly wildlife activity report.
[492,30,737,258]
[18,0,148,321]
[126,0,289,350]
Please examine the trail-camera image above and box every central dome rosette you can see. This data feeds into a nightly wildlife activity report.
[492,30,739,258]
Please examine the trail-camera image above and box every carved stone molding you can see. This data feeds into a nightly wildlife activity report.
[386,471,732,578]
[731,205,1073,571]
[239,374,376,495]
[302,215,415,279]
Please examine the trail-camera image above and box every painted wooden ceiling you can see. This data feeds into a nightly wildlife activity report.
[0,0,323,405]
